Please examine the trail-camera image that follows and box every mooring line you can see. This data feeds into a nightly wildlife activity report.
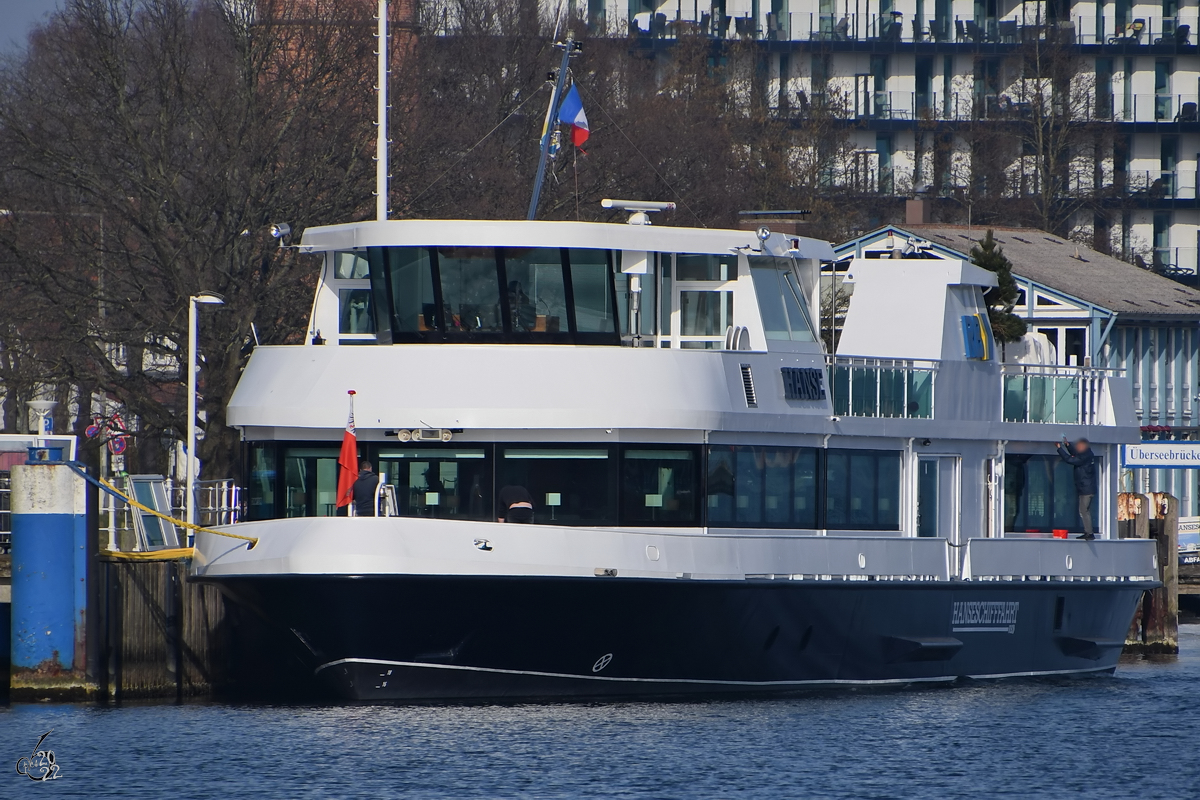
[63,461,258,559]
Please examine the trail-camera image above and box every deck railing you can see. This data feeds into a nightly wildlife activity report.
[1001,364,1122,425]
[827,355,938,419]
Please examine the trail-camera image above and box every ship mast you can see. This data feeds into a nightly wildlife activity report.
[376,0,389,222]
[527,38,580,221]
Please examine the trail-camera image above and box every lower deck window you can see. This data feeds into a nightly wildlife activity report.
[1005,454,1097,534]
[245,442,897,530]
[379,449,491,520]
[621,447,701,524]
[498,447,616,525]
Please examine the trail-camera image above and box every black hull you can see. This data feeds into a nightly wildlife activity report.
[199,575,1148,701]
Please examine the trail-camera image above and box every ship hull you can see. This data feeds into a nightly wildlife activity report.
[199,574,1148,701]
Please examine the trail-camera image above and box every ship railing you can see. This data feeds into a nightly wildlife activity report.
[826,355,938,419]
[961,537,1159,582]
[1001,364,1124,426]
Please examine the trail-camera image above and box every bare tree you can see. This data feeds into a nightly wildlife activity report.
[0,0,378,478]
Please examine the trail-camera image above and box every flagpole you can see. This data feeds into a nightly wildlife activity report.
[527,38,576,221]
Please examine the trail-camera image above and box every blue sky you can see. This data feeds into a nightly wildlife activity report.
[5,0,60,53]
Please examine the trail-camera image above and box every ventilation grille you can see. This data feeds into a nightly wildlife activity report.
[740,364,757,408]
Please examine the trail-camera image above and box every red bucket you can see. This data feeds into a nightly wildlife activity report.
[1052,529,1069,539]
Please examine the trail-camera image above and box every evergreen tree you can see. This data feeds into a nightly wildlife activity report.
[970,230,1027,344]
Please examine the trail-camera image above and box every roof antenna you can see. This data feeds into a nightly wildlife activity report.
[601,199,676,225]
[375,0,390,222]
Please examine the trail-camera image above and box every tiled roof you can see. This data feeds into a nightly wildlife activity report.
[906,225,1200,319]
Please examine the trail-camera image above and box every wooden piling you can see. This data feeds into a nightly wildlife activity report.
[96,558,228,699]
[1123,492,1179,655]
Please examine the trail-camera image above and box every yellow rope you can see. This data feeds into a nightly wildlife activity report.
[98,476,259,547]
[101,547,195,561]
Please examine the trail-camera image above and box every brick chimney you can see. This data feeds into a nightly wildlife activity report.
[905,198,931,226]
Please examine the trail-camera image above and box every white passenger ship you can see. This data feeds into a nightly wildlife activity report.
[191,210,1159,701]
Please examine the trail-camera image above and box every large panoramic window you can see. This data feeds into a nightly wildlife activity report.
[498,446,617,525]
[378,448,492,521]
[707,445,819,528]
[367,246,618,344]
[1004,454,1097,534]
[621,446,701,525]
[825,449,901,531]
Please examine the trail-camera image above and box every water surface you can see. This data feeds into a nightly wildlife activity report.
[3,626,1198,798]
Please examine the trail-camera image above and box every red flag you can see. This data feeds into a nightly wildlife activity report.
[336,390,358,508]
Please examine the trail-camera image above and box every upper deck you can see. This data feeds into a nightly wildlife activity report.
[228,218,1136,443]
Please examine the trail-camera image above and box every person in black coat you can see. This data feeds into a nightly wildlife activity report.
[352,460,380,517]
[1057,438,1097,539]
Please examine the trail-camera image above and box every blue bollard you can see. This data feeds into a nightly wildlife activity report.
[10,463,86,681]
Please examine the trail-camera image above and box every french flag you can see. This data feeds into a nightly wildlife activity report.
[557,84,589,148]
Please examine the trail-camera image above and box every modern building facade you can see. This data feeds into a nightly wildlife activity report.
[586,0,1200,274]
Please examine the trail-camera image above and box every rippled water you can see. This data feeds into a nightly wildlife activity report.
[3,626,1199,799]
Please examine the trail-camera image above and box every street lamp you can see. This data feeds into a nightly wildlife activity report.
[186,291,225,529]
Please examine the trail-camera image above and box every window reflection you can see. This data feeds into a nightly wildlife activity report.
[676,253,736,281]
[622,447,700,525]
[707,445,819,528]
[825,449,900,531]
[568,249,616,333]
[333,251,370,279]
[382,247,437,333]
[1004,454,1097,533]
[749,257,817,343]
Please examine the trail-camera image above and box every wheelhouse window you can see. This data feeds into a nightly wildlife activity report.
[505,248,568,334]
[707,445,819,528]
[621,446,701,525]
[378,448,491,520]
[749,257,816,343]
[366,246,619,345]
[498,446,617,525]
[338,289,374,334]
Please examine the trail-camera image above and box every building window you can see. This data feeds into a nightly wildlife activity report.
[707,445,819,528]
[1005,454,1098,534]
[621,446,701,525]
[825,449,902,530]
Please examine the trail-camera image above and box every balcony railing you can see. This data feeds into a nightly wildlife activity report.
[622,10,1196,46]
[1001,364,1121,425]
[827,356,937,419]
[818,90,1200,126]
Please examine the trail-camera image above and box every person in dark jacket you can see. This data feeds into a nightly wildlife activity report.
[352,460,380,517]
[497,485,534,523]
[1057,437,1097,539]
